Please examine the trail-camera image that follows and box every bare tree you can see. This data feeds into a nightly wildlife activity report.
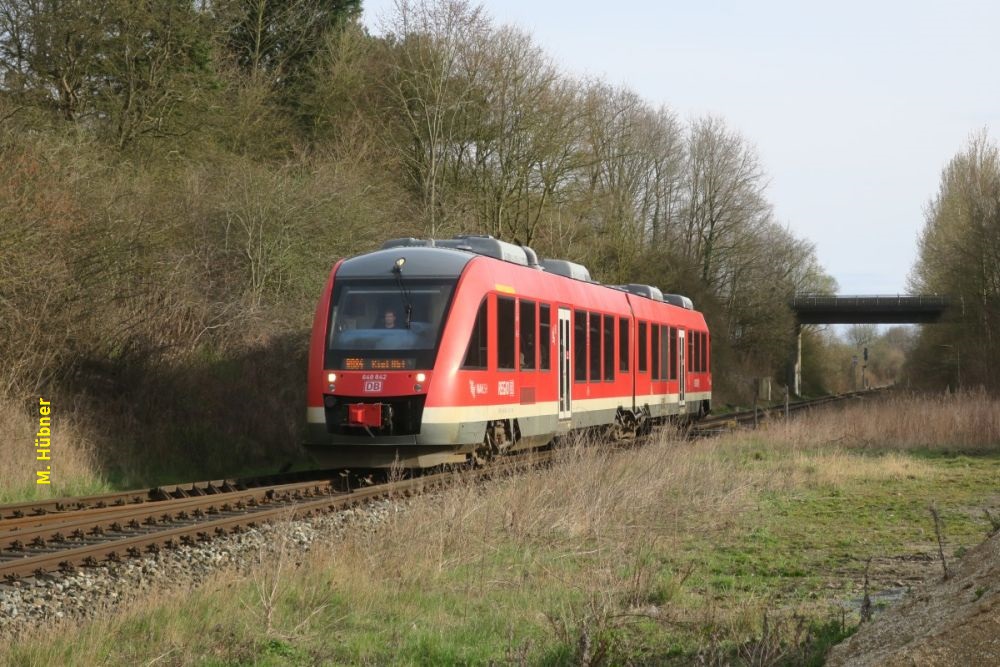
[910,130,1000,388]
[680,116,770,288]
[381,0,490,235]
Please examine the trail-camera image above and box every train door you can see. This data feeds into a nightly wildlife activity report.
[677,328,686,407]
[558,307,571,420]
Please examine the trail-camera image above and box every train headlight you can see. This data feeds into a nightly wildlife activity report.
[414,384,423,392]
[327,372,337,383]
[416,372,426,383]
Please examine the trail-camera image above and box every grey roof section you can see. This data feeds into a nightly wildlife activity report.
[382,235,541,269]
[540,259,593,282]
[336,246,474,279]
[616,284,664,302]
[663,294,694,310]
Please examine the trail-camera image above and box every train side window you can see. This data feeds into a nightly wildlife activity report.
[618,318,629,372]
[688,332,694,374]
[539,304,551,371]
[574,310,587,382]
[461,298,488,369]
[660,325,670,380]
[706,332,710,372]
[651,324,660,379]
[692,331,699,372]
[697,332,704,372]
[669,327,678,380]
[603,314,614,381]
[589,312,602,382]
[497,296,516,370]
[519,299,536,370]
[702,332,708,372]
[693,331,700,372]
[638,321,648,372]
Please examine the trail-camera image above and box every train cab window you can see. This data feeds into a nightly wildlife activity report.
[603,314,614,381]
[660,326,670,380]
[618,318,629,372]
[669,327,678,380]
[638,321,648,373]
[574,310,587,382]
[519,299,536,370]
[461,298,488,369]
[589,312,602,382]
[539,304,551,370]
[497,296,516,370]
[651,324,660,379]
[326,277,457,370]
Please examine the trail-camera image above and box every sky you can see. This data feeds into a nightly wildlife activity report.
[360,0,999,295]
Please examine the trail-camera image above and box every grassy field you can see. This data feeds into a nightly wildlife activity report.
[2,391,999,665]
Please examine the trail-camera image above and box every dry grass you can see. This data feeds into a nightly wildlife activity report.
[755,389,1000,453]
[1,392,997,664]
[340,432,753,587]
[0,394,105,501]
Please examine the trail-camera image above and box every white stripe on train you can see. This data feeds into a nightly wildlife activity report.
[307,391,710,425]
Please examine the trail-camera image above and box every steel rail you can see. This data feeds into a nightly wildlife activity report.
[0,468,353,520]
[692,389,882,434]
[0,450,553,581]
[0,480,348,546]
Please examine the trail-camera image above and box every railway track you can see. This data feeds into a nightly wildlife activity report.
[692,388,884,435]
[0,467,359,521]
[0,452,552,582]
[0,390,876,582]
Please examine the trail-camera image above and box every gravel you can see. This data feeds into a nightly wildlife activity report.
[0,497,409,638]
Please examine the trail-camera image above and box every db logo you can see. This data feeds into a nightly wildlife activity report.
[363,381,383,392]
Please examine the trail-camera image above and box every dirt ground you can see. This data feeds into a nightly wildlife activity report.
[826,530,1000,666]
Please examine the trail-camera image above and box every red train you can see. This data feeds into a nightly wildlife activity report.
[305,236,711,468]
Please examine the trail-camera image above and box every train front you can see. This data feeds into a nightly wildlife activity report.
[305,246,472,469]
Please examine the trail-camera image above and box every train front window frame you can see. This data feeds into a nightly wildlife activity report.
[325,277,457,370]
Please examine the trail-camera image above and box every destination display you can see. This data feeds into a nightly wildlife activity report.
[342,357,415,371]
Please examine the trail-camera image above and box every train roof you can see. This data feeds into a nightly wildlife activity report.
[341,235,696,311]
[337,246,473,279]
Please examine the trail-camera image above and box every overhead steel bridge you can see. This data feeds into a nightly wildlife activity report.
[786,293,953,395]
[791,294,950,324]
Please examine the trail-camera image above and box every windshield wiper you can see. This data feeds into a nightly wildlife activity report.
[392,259,413,328]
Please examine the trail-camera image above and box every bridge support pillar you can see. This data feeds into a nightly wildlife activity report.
[787,323,802,397]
